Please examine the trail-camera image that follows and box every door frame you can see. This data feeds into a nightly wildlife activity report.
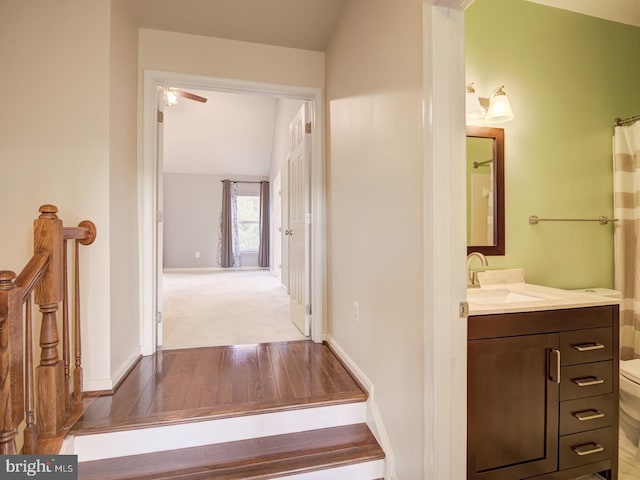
[139,70,325,355]
[423,2,469,480]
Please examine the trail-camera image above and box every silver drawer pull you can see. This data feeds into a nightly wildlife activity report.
[573,409,605,421]
[572,442,604,456]
[572,376,605,387]
[550,349,561,384]
[572,342,605,352]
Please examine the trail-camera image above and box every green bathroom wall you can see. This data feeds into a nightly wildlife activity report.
[465,0,640,289]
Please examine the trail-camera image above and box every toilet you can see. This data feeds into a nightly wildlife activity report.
[620,359,640,457]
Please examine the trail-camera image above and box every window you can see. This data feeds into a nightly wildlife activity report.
[236,195,260,251]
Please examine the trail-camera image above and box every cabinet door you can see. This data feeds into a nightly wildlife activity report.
[468,333,559,480]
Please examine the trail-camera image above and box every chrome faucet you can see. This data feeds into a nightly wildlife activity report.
[466,252,488,287]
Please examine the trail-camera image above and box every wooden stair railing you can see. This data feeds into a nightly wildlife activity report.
[0,204,96,454]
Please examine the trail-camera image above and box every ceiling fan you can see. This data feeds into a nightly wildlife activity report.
[163,87,208,106]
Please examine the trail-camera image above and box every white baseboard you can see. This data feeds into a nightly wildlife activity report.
[111,350,142,389]
[163,267,268,274]
[84,350,141,393]
[324,335,397,480]
[83,377,113,392]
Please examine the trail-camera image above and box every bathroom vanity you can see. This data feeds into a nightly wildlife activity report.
[467,284,620,480]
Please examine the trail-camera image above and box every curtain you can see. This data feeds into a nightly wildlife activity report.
[231,182,240,267]
[219,180,240,268]
[614,122,640,360]
[258,181,270,268]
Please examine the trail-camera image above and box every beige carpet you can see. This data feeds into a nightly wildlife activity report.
[161,269,307,349]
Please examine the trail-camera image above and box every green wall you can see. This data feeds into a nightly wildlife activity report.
[465,0,640,289]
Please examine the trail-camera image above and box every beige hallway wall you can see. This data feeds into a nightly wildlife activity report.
[0,0,139,390]
[325,0,425,477]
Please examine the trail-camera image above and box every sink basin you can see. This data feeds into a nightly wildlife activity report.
[467,289,545,305]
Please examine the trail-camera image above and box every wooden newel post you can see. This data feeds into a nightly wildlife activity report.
[0,271,24,454]
[34,205,65,436]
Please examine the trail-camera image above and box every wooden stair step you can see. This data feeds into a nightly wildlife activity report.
[71,342,369,437]
[77,423,384,480]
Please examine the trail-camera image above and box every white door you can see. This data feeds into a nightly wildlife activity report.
[287,104,311,336]
[155,86,166,348]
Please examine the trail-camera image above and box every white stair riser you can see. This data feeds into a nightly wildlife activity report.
[69,402,367,462]
[273,459,385,479]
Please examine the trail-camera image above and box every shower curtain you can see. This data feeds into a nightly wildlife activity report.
[486,162,494,245]
[613,121,640,360]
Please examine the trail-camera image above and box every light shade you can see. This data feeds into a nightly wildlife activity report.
[466,83,485,121]
[484,86,514,122]
[164,87,178,106]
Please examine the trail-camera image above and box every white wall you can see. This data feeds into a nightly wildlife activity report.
[163,173,220,268]
[0,0,110,296]
[325,0,425,478]
[163,174,266,268]
[0,0,139,391]
[138,29,325,88]
[109,0,141,387]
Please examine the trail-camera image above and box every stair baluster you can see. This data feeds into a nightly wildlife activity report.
[0,272,22,454]
[0,205,96,453]
[62,238,71,415]
[73,235,86,405]
[64,220,96,406]
[23,297,37,454]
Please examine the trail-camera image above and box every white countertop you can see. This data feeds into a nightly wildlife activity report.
[467,282,621,316]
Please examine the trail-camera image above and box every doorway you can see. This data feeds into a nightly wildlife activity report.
[140,70,326,355]
[158,87,310,348]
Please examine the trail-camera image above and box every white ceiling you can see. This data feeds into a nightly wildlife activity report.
[163,89,277,177]
[527,0,640,27]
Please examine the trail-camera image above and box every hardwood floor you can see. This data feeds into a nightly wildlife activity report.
[72,341,367,435]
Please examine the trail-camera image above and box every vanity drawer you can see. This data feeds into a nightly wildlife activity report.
[560,394,615,435]
[560,361,612,400]
[560,327,612,365]
[559,426,615,470]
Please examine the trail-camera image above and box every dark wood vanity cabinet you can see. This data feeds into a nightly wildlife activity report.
[468,333,560,479]
[468,305,619,480]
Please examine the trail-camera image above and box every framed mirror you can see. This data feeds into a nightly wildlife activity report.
[466,126,505,255]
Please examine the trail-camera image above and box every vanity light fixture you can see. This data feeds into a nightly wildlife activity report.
[485,85,514,122]
[466,83,514,123]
